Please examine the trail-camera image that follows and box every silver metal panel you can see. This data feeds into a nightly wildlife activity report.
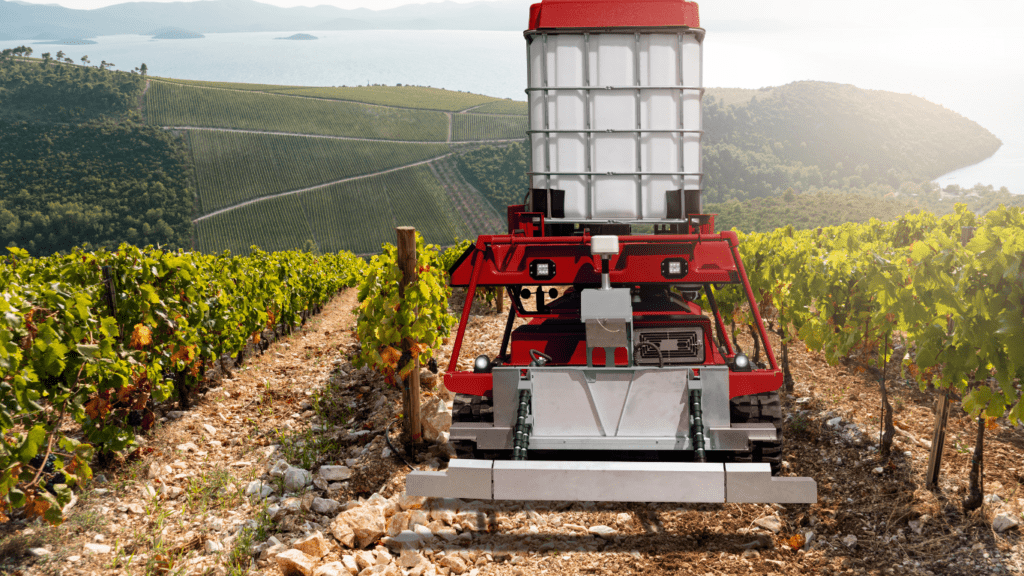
[492,368,520,430]
[697,366,731,432]
[725,463,817,504]
[708,424,776,451]
[530,371,605,436]
[493,460,724,502]
[449,424,515,451]
[580,288,632,322]
[529,368,691,440]
[616,369,689,437]
[406,459,493,500]
[585,319,629,349]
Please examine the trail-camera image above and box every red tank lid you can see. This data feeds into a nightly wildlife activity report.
[528,0,700,30]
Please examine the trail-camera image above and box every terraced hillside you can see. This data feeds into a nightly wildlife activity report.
[146,79,525,254]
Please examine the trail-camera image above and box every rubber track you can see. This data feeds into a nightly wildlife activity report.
[728,390,784,475]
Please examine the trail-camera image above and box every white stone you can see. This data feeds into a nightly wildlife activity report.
[28,548,51,557]
[587,525,617,540]
[331,517,356,548]
[873,467,884,475]
[166,410,185,419]
[753,516,782,534]
[312,561,349,576]
[320,465,352,482]
[284,468,313,492]
[293,531,331,559]
[398,549,425,568]
[83,543,111,554]
[203,424,217,436]
[354,550,375,570]
[384,530,423,551]
[341,555,360,575]
[270,460,292,477]
[993,513,1019,532]
[908,520,923,535]
[205,539,223,553]
[176,441,199,452]
[398,492,427,511]
[261,542,289,562]
[438,555,469,575]
[312,497,342,515]
[842,534,858,548]
[333,505,386,548]
[826,417,843,427]
[276,548,316,576]
[245,480,273,499]
[420,397,452,443]
[408,509,429,529]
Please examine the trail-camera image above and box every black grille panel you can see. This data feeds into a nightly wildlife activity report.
[635,327,704,364]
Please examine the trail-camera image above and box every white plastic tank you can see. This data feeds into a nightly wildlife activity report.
[526,0,704,222]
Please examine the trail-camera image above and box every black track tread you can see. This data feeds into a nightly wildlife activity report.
[451,394,500,460]
[728,390,784,475]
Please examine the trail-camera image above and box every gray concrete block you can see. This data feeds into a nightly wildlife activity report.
[725,463,817,503]
[406,459,493,500]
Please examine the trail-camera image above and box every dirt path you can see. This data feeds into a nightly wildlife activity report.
[138,79,150,122]
[2,291,1021,576]
[192,153,454,223]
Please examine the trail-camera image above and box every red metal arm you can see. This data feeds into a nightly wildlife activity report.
[730,242,778,370]
[447,246,483,373]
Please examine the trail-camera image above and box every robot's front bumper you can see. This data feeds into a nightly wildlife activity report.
[407,459,816,504]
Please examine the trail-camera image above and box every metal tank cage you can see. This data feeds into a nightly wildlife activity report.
[525,27,706,224]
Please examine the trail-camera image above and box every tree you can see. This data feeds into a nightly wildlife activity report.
[140,63,147,78]
[55,50,65,61]
[81,55,90,65]
[41,52,51,67]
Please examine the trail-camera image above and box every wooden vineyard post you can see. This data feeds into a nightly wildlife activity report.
[397,227,422,448]
[101,265,122,342]
[496,288,504,314]
[924,226,974,490]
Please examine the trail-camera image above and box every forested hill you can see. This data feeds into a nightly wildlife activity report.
[702,81,1002,202]
[0,48,193,256]
[455,80,1005,228]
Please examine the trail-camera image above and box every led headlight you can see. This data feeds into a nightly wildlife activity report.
[529,259,557,280]
[473,355,492,374]
[732,353,752,372]
[661,258,689,279]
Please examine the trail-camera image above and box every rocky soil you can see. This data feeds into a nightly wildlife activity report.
[1,287,1022,576]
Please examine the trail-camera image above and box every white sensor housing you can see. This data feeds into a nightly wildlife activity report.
[591,235,620,256]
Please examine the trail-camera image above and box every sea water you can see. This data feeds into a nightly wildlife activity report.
[3,28,1020,194]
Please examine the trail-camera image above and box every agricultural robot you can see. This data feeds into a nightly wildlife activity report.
[408,0,817,504]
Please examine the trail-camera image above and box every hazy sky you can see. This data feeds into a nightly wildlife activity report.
[15,0,1024,28]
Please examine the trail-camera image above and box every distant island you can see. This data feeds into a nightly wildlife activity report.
[277,33,317,40]
[151,27,205,39]
[36,39,97,45]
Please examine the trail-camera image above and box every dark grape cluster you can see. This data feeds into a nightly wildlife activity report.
[128,410,144,427]
[28,453,66,493]
[28,453,56,474]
